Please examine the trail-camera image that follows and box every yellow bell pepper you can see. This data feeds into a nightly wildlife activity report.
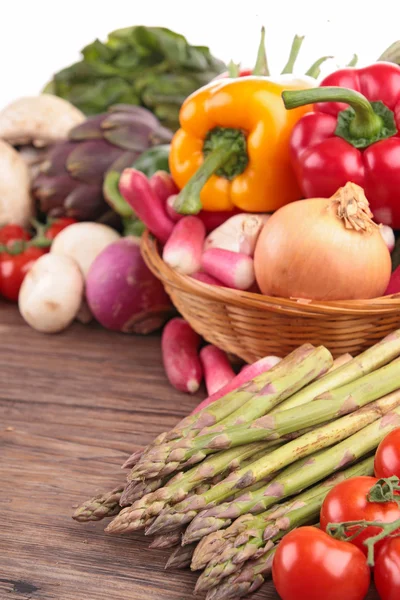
[169,76,315,214]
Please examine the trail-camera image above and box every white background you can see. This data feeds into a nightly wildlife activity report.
[1,0,400,108]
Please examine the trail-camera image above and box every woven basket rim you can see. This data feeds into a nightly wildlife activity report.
[141,230,400,317]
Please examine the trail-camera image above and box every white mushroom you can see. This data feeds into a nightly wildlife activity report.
[0,140,33,226]
[0,94,85,147]
[18,254,84,333]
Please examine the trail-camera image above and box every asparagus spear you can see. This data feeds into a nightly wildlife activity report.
[131,357,400,477]
[195,496,323,592]
[121,448,145,469]
[105,442,273,535]
[129,347,332,480]
[120,477,166,507]
[165,543,197,570]
[190,455,374,569]
[148,392,400,537]
[148,531,182,549]
[205,545,277,600]
[72,486,124,522]
[140,344,317,449]
[272,328,400,414]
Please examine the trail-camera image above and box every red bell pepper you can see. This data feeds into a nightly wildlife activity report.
[282,62,400,228]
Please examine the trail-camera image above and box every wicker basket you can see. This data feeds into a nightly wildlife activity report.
[141,230,400,362]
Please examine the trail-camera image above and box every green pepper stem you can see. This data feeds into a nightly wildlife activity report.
[253,26,270,76]
[305,56,333,79]
[173,143,236,215]
[281,35,305,74]
[282,86,383,139]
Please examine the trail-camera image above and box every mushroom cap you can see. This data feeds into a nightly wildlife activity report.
[0,140,33,226]
[0,94,85,147]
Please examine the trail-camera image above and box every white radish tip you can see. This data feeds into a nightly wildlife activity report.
[187,379,201,394]
[380,225,395,253]
[234,259,255,290]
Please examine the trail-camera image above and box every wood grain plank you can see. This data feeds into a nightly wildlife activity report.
[0,302,378,599]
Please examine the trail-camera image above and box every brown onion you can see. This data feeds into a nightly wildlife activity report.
[254,182,391,301]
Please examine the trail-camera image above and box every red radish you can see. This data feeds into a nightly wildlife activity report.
[149,171,179,206]
[198,210,241,233]
[192,354,281,414]
[204,213,270,256]
[200,345,236,396]
[191,272,224,286]
[166,198,238,232]
[162,318,203,394]
[380,225,395,252]
[201,248,255,290]
[86,237,172,334]
[166,195,185,222]
[119,168,174,244]
[385,266,400,295]
[163,216,206,275]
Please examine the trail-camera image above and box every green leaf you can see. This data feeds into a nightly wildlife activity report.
[82,39,115,63]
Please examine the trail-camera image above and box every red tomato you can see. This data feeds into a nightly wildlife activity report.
[45,218,77,241]
[375,429,400,479]
[375,537,400,600]
[320,476,400,556]
[0,247,46,301]
[272,526,370,600]
[0,224,31,247]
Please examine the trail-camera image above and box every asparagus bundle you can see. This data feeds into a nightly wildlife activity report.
[105,442,279,535]
[129,345,332,480]
[141,391,400,538]
[73,328,400,600]
[129,356,400,480]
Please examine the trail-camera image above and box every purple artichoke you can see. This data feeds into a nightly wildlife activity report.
[32,104,172,222]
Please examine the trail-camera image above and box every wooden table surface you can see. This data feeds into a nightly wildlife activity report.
[0,303,379,600]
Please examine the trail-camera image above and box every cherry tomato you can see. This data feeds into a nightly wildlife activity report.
[375,429,400,479]
[320,476,400,556]
[0,247,46,301]
[44,218,77,241]
[272,526,370,600]
[375,537,400,600]
[0,224,31,247]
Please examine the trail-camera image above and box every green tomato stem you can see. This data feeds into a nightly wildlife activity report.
[327,517,400,567]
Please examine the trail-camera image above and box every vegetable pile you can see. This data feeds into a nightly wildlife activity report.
[73,329,400,600]
[3,19,400,600]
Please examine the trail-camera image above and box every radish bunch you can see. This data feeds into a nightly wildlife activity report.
[119,168,269,292]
